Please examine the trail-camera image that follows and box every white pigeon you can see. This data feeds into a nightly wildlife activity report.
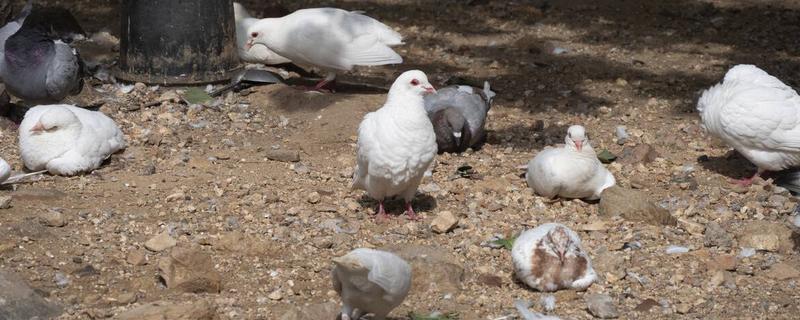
[233,2,291,65]
[19,104,126,176]
[332,248,412,320]
[526,125,615,200]
[0,157,11,183]
[352,70,437,220]
[512,223,597,292]
[245,8,403,91]
[697,64,800,186]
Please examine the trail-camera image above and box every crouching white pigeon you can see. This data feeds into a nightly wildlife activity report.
[424,81,495,153]
[697,64,800,189]
[19,104,125,176]
[352,70,437,220]
[526,125,615,200]
[245,8,403,91]
[233,2,291,65]
[332,248,412,320]
[512,223,597,292]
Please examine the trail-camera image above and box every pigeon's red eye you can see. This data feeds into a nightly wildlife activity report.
[251,32,259,38]
[410,79,419,86]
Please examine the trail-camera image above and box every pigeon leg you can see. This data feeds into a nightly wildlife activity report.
[733,169,765,187]
[404,201,422,221]
[375,200,390,222]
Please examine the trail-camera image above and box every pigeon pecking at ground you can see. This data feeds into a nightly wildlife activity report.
[233,2,291,66]
[526,125,616,200]
[19,104,125,176]
[245,7,403,91]
[697,64,800,191]
[352,70,437,220]
[331,248,412,320]
[0,4,86,104]
[512,223,597,292]
[424,81,495,153]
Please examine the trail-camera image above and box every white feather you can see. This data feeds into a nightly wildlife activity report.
[698,64,800,171]
[19,104,126,176]
[526,125,615,200]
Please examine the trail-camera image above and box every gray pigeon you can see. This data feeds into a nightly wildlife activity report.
[0,4,86,104]
[424,81,495,153]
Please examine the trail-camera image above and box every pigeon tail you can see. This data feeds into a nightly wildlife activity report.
[773,168,800,194]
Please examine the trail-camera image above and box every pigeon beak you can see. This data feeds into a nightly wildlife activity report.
[30,122,45,133]
[574,140,583,151]
[424,86,436,94]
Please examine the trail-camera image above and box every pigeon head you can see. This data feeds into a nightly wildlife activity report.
[246,19,278,50]
[391,70,436,96]
[29,107,81,135]
[565,125,588,152]
[332,256,368,274]
[544,225,575,261]
[21,6,86,43]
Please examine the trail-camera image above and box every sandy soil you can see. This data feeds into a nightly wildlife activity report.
[1,0,800,319]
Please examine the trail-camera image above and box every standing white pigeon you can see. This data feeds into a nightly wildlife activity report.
[19,104,125,176]
[233,2,291,65]
[332,248,412,320]
[512,223,597,292]
[352,70,437,220]
[245,8,403,91]
[526,125,615,200]
[697,64,800,187]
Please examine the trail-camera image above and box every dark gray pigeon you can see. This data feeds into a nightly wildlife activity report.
[424,81,495,153]
[0,4,86,104]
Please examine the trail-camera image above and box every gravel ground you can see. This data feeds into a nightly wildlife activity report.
[1,0,800,319]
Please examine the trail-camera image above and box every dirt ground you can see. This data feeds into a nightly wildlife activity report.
[2,0,800,319]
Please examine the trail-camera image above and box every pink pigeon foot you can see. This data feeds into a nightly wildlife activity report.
[375,201,391,223]
[732,170,764,187]
[404,202,422,221]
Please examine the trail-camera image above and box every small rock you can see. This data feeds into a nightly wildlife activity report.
[586,294,619,319]
[116,300,217,320]
[477,273,503,287]
[386,245,464,294]
[430,211,459,233]
[737,221,793,252]
[615,126,629,145]
[678,218,704,235]
[618,143,659,165]
[53,272,69,288]
[145,232,177,252]
[0,195,11,209]
[703,222,733,248]
[599,186,677,226]
[158,91,181,103]
[40,209,67,227]
[738,247,756,258]
[127,249,147,266]
[665,245,690,254]
[110,292,137,306]
[634,298,660,312]
[268,290,283,301]
[266,149,300,162]
[307,192,321,204]
[708,254,737,271]
[0,269,62,319]
[765,262,800,280]
[158,247,221,293]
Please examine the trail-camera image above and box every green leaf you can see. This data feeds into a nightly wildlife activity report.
[182,87,212,104]
[491,235,516,251]
[597,149,617,164]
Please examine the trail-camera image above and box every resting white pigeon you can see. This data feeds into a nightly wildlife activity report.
[697,64,800,187]
[331,248,412,320]
[352,70,437,220]
[19,104,125,176]
[233,2,291,65]
[0,157,10,183]
[245,8,403,91]
[526,125,615,200]
[512,223,597,292]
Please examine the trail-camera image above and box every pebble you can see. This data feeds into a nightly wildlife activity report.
[665,245,690,254]
[703,222,733,248]
[266,149,300,162]
[0,195,11,209]
[765,263,800,280]
[618,143,659,165]
[40,209,67,227]
[585,294,619,319]
[738,248,756,258]
[737,221,791,252]
[144,232,177,252]
[157,247,221,293]
[127,249,147,266]
[306,192,321,204]
[54,272,70,288]
[430,211,459,233]
[615,126,628,145]
[267,290,283,301]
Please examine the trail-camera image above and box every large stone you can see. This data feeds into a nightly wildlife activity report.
[586,293,619,319]
[618,143,659,165]
[599,186,677,226]
[0,269,62,320]
[116,300,217,320]
[382,245,464,294]
[737,221,794,253]
[278,302,339,320]
[158,247,222,293]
